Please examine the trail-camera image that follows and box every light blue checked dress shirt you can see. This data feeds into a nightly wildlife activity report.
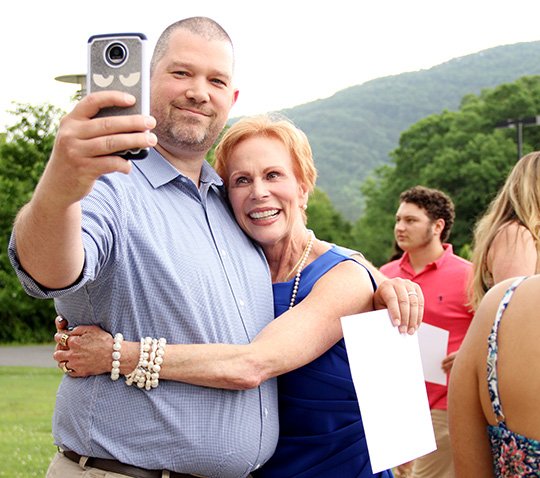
[9,149,278,478]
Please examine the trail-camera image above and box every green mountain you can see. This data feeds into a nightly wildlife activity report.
[266,41,540,220]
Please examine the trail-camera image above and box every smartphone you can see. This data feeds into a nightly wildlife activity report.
[87,33,150,160]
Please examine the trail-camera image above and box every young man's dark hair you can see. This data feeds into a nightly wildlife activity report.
[399,186,455,243]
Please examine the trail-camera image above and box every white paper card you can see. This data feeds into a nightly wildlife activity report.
[341,309,436,473]
[417,323,450,386]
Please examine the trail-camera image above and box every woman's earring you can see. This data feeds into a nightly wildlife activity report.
[302,204,307,210]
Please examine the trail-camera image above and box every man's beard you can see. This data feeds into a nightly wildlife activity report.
[417,225,438,250]
[153,106,223,154]
[155,116,220,153]
[397,225,436,251]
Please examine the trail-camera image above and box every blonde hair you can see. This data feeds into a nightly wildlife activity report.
[214,114,318,193]
[470,151,540,309]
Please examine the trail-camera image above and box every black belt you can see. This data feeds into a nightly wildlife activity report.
[62,449,203,478]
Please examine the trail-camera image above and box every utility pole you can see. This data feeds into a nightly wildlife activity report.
[495,116,540,161]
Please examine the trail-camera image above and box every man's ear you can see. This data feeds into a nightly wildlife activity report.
[433,218,445,237]
[232,88,239,106]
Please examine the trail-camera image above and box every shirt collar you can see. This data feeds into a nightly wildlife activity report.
[398,243,453,273]
[132,148,225,190]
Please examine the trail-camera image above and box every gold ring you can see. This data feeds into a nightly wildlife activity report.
[59,333,70,348]
[60,362,74,374]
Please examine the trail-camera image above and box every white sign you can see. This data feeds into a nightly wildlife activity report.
[417,323,450,386]
[341,309,436,473]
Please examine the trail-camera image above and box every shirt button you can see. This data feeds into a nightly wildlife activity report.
[264,407,268,417]
[239,299,245,307]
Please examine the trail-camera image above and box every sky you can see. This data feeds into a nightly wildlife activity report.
[2,0,540,129]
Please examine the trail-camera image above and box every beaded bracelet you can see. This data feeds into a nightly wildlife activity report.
[150,337,166,389]
[125,338,146,387]
[110,333,123,381]
[125,336,166,390]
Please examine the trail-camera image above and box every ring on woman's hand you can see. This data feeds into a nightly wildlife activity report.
[60,361,74,374]
[59,333,70,348]
[407,291,418,297]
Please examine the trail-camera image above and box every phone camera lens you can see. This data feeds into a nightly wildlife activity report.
[105,42,128,66]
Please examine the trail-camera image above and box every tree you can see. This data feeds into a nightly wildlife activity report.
[306,188,353,245]
[349,167,400,265]
[354,75,540,266]
[0,103,63,342]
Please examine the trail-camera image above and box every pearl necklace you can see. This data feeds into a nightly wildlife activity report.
[289,230,315,309]
[283,248,308,282]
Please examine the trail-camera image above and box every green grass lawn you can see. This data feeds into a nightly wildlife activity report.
[0,367,62,477]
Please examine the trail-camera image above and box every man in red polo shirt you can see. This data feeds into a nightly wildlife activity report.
[381,186,473,478]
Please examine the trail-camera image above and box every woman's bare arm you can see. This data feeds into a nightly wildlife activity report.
[55,260,374,389]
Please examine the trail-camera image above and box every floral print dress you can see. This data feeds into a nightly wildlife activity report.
[487,276,540,477]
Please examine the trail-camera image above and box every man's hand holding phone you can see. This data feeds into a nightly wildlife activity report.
[37,32,156,209]
[44,91,157,206]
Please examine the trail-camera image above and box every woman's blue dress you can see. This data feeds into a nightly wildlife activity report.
[254,246,393,477]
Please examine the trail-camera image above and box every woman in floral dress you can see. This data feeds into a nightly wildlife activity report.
[449,275,540,476]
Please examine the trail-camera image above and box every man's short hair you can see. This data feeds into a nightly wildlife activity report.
[151,17,234,75]
[400,186,455,242]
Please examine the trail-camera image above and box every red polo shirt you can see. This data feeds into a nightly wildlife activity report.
[380,244,474,410]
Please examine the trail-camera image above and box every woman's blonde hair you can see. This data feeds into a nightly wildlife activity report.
[470,151,540,309]
[214,115,318,194]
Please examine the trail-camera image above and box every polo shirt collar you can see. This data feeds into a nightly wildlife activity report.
[398,243,453,273]
[132,148,225,190]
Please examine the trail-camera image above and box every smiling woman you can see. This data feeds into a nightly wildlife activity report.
[215,116,317,280]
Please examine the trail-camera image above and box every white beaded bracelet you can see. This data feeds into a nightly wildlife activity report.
[125,338,146,387]
[125,336,166,390]
[110,333,123,381]
[148,337,166,390]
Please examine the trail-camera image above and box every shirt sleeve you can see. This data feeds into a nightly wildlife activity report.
[7,176,126,299]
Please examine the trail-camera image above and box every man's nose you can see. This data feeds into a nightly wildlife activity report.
[186,78,210,103]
